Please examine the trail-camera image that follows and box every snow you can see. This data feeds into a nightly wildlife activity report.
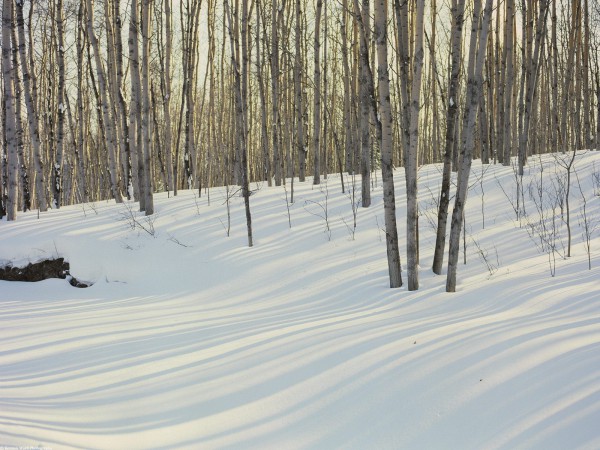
[1,152,600,449]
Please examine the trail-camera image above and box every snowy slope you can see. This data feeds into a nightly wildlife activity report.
[1,152,600,449]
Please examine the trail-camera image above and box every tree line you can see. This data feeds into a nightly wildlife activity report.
[1,0,599,291]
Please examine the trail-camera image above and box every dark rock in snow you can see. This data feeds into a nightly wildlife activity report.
[0,258,90,287]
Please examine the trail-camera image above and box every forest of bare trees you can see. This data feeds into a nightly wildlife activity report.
[1,0,600,291]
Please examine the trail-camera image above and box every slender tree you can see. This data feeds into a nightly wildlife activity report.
[224,0,253,247]
[313,0,323,185]
[374,0,402,287]
[432,0,466,275]
[518,0,550,175]
[447,0,494,292]
[2,0,17,220]
[15,0,46,212]
[86,0,123,204]
[141,0,154,214]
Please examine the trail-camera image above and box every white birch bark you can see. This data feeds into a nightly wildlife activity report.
[163,0,174,193]
[141,0,154,215]
[405,0,425,291]
[271,0,282,186]
[446,0,494,292]
[15,0,46,212]
[432,0,466,275]
[2,0,17,220]
[128,0,144,208]
[53,0,65,209]
[374,0,402,287]
[86,0,123,204]
[294,0,306,182]
[517,0,550,176]
[313,0,322,185]
[224,0,253,247]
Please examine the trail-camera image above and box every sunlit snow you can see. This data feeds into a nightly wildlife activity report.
[1,152,599,449]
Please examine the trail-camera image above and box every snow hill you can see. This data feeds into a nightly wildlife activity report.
[1,152,600,449]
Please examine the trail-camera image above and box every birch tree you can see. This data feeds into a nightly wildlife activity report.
[2,0,17,220]
[313,0,323,185]
[15,0,45,212]
[395,0,425,291]
[52,0,65,209]
[518,0,550,175]
[432,0,466,275]
[141,0,154,215]
[86,0,123,204]
[356,0,371,207]
[294,0,307,182]
[374,0,402,287]
[446,0,494,292]
[224,0,253,247]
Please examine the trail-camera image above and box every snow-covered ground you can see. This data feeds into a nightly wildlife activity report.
[1,152,600,449]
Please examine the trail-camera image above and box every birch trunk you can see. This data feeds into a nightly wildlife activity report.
[503,0,515,166]
[224,0,253,247]
[356,0,371,207]
[52,0,65,209]
[112,0,132,198]
[271,0,282,186]
[341,0,353,175]
[294,0,306,182]
[374,0,402,288]
[11,8,29,211]
[583,0,591,149]
[406,0,425,291]
[560,2,579,154]
[256,1,270,184]
[313,0,322,185]
[128,0,144,208]
[75,2,87,203]
[141,0,154,215]
[2,0,17,220]
[518,0,550,176]
[446,0,494,292]
[86,0,123,204]
[15,0,46,211]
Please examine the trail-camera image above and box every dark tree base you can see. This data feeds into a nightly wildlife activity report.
[0,258,91,288]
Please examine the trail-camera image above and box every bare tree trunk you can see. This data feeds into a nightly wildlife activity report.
[256,0,270,185]
[11,6,29,212]
[560,1,580,154]
[181,0,201,190]
[446,0,494,292]
[86,0,123,204]
[2,0,17,220]
[313,0,322,185]
[15,0,46,212]
[141,0,154,214]
[271,0,283,186]
[322,0,328,180]
[583,0,591,149]
[51,0,65,208]
[225,0,253,247]
[406,1,425,290]
[128,0,144,208]
[341,0,353,174]
[374,0,402,288]
[163,0,174,193]
[355,0,371,207]
[503,0,515,166]
[517,0,550,175]
[75,2,88,203]
[294,0,306,182]
[596,53,600,152]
